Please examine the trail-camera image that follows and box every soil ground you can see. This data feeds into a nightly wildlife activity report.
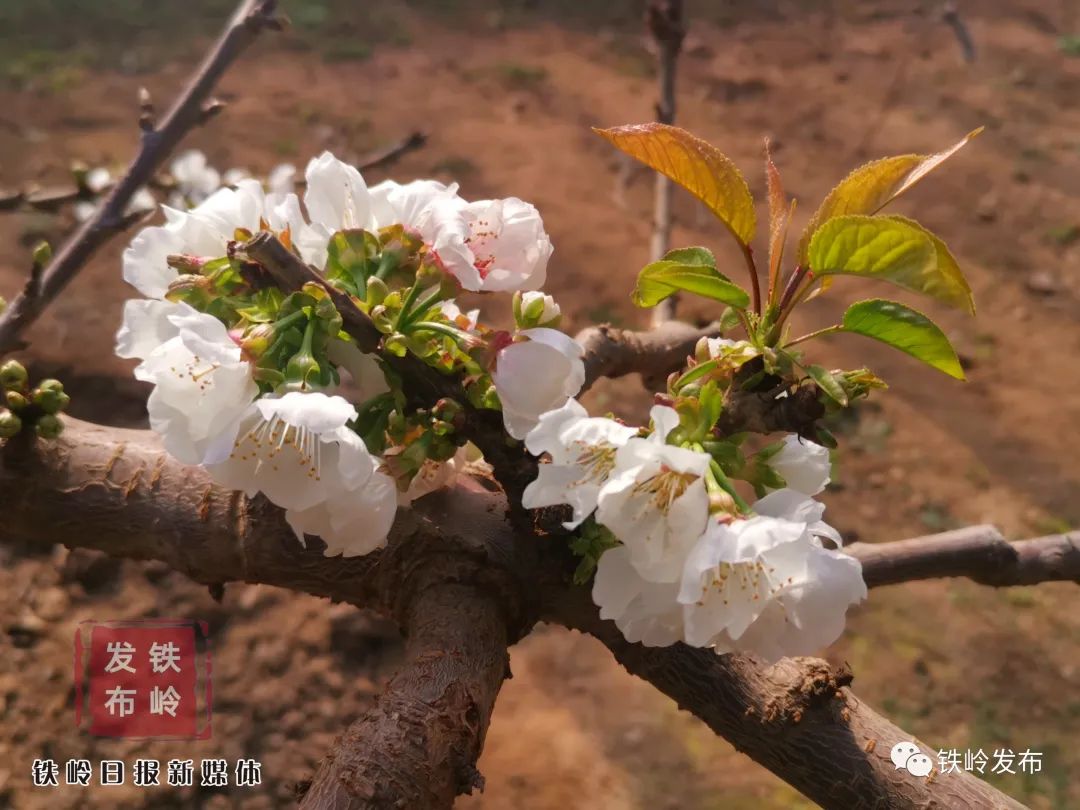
[1,1,1078,807]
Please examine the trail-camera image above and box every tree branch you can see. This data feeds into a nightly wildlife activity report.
[0,417,1039,809]
[849,525,1080,588]
[0,0,281,356]
[544,583,1025,810]
[300,583,508,810]
[355,131,428,173]
[576,319,719,392]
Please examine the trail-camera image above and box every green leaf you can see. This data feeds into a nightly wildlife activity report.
[841,298,965,380]
[633,261,751,309]
[663,246,716,266]
[807,215,973,312]
[595,123,756,246]
[798,129,981,262]
[803,363,849,406]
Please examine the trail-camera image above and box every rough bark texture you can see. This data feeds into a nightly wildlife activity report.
[1,418,1043,810]
[545,585,1026,810]
[300,584,509,810]
[576,320,720,392]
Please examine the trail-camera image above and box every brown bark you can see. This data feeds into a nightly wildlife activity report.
[849,525,1080,588]
[545,583,1026,810]
[576,320,720,393]
[300,584,508,810]
[1,418,1041,809]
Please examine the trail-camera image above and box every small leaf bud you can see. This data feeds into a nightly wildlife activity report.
[35,413,63,439]
[0,409,23,438]
[0,359,28,391]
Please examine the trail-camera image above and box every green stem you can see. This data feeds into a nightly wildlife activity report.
[374,251,400,281]
[407,321,478,346]
[398,284,448,331]
[784,324,842,349]
[742,244,762,315]
[394,281,426,330]
[707,458,753,514]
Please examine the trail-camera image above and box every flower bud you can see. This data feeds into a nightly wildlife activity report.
[694,336,712,364]
[0,409,21,438]
[384,334,408,357]
[32,385,69,414]
[0,296,7,315]
[0,359,28,391]
[363,276,389,307]
[239,323,275,359]
[35,413,63,439]
[5,390,28,411]
[32,240,52,269]
[166,254,209,274]
[514,291,561,329]
[708,490,737,515]
[165,273,215,307]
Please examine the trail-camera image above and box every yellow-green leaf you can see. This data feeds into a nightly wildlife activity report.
[803,363,849,406]
[595,123,756,245]
[842,298,965,380]
[798,129,981,262]
[633,260,751,309]
[807,215,973,312]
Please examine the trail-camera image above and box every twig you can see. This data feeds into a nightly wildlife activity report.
[0,417,1032,810]
[646,0,684,326]
[849,524,1080,588]
[355,131,428,173]
[0,0,282,356]
[942,1,977,64]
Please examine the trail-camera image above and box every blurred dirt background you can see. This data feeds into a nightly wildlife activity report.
[1,0,1079,807]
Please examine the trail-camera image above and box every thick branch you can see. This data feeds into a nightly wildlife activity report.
[1,418,1041,809]
[0,0,280,355]
[544,583,1025,810]
[849,525,1080,588]
[300,583,508,810]
[576,320,718,392]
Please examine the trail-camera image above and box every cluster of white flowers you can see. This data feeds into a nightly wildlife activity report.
[524,404,866,660]
[116,151,582,559]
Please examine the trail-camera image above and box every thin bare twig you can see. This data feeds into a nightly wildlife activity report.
[942,1,977,64]
[647,0,684,326]
[0,0,282,356]
[355,131,428,172]
[849,524,1080,588]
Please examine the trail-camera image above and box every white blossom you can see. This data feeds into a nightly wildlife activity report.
[325,339,390,400]
[122,179,269,299]
[284,464,398,558]
[205,392,398,556]
[522,399,637,528]
[169,149,222,207]
[678,512,865,661]
[428,196,552,292]
[399,447,470,506]
[593,546,684,647]
[594,415,710,583]
[769,434,831,496]
[516,291,561,327]
[439,301,480,332]
[492,328,585,440]
[120,303,257,465]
